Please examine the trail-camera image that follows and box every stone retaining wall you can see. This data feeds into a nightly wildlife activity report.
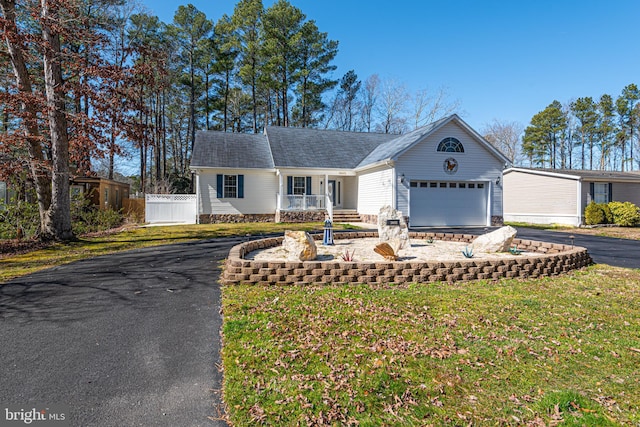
[359,215,504,227]
[221,231,592,286]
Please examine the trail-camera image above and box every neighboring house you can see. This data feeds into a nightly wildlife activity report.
[1,177,130,211]
[190,114,510,227]
[70,176,130,211]
[503,167,640,226]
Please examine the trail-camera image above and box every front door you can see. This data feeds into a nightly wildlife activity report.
[328,179,342,208]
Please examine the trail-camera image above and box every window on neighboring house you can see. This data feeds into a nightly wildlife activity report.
[593,183,610,204]
[216,174,245,198]
[437,137,464,153]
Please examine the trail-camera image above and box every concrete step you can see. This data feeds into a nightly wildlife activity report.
[332,210,361,223]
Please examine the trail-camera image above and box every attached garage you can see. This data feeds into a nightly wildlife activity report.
[409,180,488,226]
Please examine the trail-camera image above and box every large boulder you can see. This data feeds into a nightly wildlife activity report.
[282,230,317,261]
[471,226,517,253]
[377,205,411,253]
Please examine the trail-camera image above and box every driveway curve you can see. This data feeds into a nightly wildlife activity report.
[416,226,640,269]
[0,237,247,427]
[0,228,636,426]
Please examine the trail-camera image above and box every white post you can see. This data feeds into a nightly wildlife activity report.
[277,172,283,211]
[325,173,332,221]
[195,171,200,224]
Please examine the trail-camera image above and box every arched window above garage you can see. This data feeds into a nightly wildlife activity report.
[437,137,464,153]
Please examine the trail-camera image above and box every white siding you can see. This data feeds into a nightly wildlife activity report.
[357,166,393,215]
[199,169,278,215]
[342,177,358,209]
[503,170,580,225]
[395,121,504,217]
[504,171,577,215]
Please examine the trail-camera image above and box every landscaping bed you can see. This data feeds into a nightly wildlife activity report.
[222,232,592,285]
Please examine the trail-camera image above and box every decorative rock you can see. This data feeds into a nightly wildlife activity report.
[282,230,317,261]
[377,205,411,253]
[471,226,517,253]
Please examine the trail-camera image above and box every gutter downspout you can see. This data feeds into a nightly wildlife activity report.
[487,180,493,227]
[577,178,583,226]
[195,170,200,224]
[386,160,396,209]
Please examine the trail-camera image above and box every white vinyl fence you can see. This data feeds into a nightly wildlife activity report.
[145,194,197,224]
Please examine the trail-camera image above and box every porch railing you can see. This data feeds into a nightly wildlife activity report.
[276,194,334,220]
[278,194,325,210]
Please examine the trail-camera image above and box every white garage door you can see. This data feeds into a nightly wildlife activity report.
[409,181,488,226]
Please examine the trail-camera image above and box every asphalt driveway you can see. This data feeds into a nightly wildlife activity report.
[0,237,245,427]
[415,226,640,268]
[0,228,636,426]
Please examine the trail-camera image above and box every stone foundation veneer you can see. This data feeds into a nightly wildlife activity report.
[275,210,326,223]
[200,214,275,224]
[221,231,592,285]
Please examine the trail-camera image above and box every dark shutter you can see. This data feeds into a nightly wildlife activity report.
[287,176,293,195]
[608,182,613,203]
[216,174,223,198]
[238,175,244,198]
[589,182,594,202]
[306,176,312,194]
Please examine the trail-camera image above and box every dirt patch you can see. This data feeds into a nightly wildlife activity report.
[0,239,52,259]
[554,226,640,240]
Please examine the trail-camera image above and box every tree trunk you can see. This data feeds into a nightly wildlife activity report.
[1,0,52,235]
[41,0,73,240]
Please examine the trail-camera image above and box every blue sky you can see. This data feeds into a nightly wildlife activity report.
[139,0,640,132]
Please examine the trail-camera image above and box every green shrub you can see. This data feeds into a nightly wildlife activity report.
[584,201,605,225]
[601,203,613,224]
[71,193,123,235]
[0,198,40,239]
[608,201,640,227]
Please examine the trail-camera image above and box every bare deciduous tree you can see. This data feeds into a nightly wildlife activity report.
[411,86,461,129]
[375,78,409,134]
[482,119,524,164]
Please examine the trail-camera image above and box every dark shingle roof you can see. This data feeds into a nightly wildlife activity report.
[190,115,505,170]
[265,127,395,169]
[357,116,450,167]
[191,131,274,169]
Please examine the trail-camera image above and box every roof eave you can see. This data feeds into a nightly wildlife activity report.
[356,159,395,172]
[190,166,277,172]
[504,167,581,180]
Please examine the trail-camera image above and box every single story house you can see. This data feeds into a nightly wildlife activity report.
[1,177,130,211]
[503,167,640,226]
[190,114,510,227]
[70,176,130,211]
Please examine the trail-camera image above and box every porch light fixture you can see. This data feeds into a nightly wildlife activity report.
[400,173,406,184]
[495,177,501,186]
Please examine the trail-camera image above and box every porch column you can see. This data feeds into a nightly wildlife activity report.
[325,173,332,221]
[278,172,283,210]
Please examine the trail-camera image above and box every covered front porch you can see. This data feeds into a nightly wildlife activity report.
[274,169,356,222]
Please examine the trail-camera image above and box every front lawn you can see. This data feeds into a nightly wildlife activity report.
[222,265,640,426]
